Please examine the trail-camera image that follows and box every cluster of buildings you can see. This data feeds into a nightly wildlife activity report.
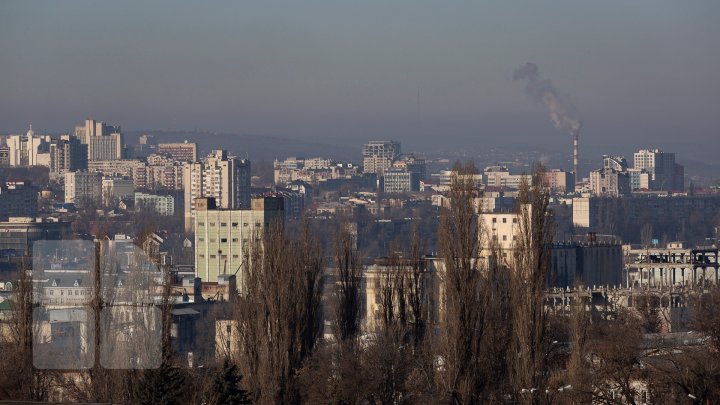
[1,125,719,391]
[588,150,684,197]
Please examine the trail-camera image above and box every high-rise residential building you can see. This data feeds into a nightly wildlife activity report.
[362,140,401,174]
[183,150,251,232]
[74,119,121,144]
[88,159,147,187]
[589,169,630,197]
[88,133,123,161]
[64,171,102,206]
[633,149,684,191]
[6,124,51,167]
[158,141,198,162]
[194,196,284,284]
[145,154,184,190]
[74,119,123,161]
[49,135,88,176]
[589,156,631,197]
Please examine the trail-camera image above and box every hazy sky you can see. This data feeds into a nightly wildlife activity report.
[1,1,719,156]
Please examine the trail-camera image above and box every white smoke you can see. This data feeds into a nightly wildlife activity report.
[513,62,582,135]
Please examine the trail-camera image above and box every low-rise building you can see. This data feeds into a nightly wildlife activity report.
[102,176,135,206]
[134,192,175,216]
[0,181,38,220]
[0,217,72,258]
[624,242,719,287]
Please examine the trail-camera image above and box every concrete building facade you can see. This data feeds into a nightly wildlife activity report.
[64,171,102,205]
[362,140,400,175]
[183,150,251,232]
[194,196,283,284]
[633,149,684,191]
[157,142,198,162]
[382,169,420,193]
[134,192,175,216]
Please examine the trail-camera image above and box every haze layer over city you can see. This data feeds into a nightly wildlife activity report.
[1,2,719,404]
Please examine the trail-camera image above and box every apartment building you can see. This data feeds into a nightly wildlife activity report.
[183,150,251,232]
[64,171,102,205]
[362,141,401,175]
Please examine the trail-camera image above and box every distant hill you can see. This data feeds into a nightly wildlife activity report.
[126,131,359,163]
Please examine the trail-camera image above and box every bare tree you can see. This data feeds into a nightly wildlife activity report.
[508,168,553,404]
[236,221,324,404]
[334,225,362,342]
[436,161,489,403]
[563,295,593,404]
[0,262,52,401]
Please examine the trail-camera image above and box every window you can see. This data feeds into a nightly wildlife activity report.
[199,237,204,241]
[210,255,216,259]
[232,254,239,258]
[502,218,507,223]
[243,223,248,227]
[232,222,238,227]
[221,222,227,227]
[502,235,507,241]
[221,238,227,243]
[198,222,205,226]
[49,290,54,296]
[199,254,205,258]
[210,222,216,227]
[513,218,518,223]
[232,238,238,242]
[492,218,497,223]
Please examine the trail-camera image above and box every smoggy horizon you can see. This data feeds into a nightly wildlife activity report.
[2,1,719,161]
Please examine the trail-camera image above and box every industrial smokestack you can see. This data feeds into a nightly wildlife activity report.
[513,62,583,183]
[573,131,579,182]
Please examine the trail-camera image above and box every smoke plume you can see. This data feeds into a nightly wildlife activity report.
[513,62,582,135]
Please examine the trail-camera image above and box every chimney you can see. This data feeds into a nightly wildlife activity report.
[573,132,579,183]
